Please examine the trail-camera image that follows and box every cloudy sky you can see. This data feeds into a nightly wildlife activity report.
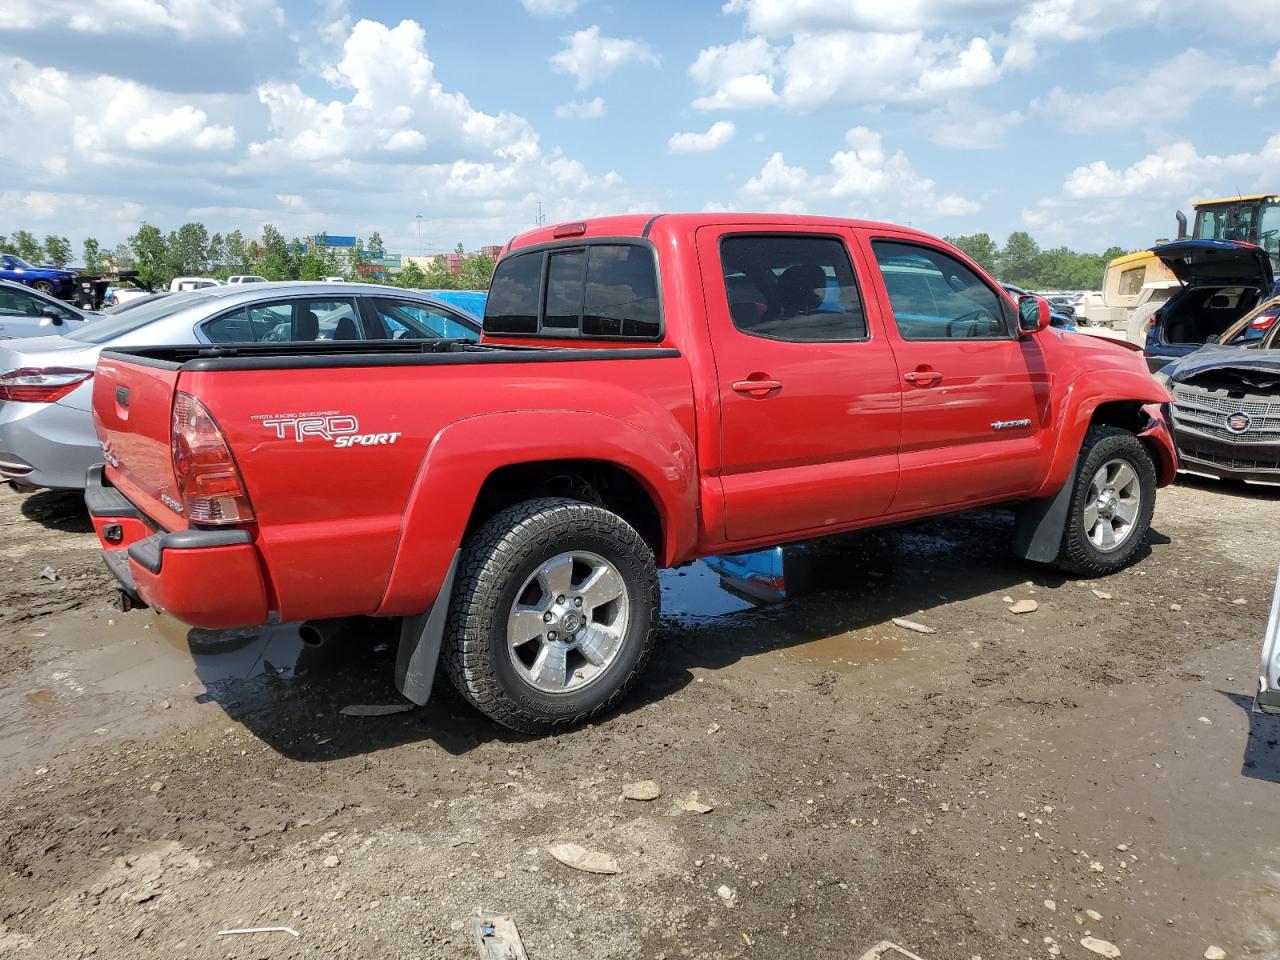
[1,0,1278,258]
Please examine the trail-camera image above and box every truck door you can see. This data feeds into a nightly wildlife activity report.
[695,226,902,543]
[859,233,1049,513]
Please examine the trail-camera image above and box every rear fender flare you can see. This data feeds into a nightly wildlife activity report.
[375,409,698,617]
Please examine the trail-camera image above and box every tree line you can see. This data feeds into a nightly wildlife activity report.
[3,221,1127,293]
[0,222,496,291]
[944,232,1130,291]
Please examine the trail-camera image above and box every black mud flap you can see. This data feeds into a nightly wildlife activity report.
[394,550,460,706]
[1012,478,1074,563]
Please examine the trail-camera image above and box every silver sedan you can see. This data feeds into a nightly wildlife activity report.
[0,281,481,490]
[0,277,98,339]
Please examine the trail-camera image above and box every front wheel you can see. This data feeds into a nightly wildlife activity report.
[1052,425,1157,576]
[442,497,659,734]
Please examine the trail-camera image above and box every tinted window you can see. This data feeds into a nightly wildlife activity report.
[0,287,48,318]
[483,243,661,339]
[873,241,1007,340]
[582,245,660,338]
[545,248,586,330]
[370,298,478,340]
[204,299,361,343]
[485,252,541,334]
[719,235,866,341]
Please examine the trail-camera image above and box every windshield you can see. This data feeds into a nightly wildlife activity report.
[3,255,34,268]
[66,291,207,344]
[1261,200,1280,271]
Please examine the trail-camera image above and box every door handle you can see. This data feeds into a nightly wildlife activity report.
[904,370,942,386]
[732,378,783,395]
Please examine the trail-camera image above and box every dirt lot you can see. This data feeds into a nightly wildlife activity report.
[2,479,1279,960]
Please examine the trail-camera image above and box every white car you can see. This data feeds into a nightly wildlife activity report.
[169,276,226,292]
[227,275,267,284]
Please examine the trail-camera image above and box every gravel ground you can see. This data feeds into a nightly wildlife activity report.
[1,479,1278,960]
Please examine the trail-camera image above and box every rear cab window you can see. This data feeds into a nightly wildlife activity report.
[484,242,661,340]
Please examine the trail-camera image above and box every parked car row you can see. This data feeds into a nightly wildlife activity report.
[0,282,480,490]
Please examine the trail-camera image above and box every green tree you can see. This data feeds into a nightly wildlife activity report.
[394,262,426,288]
[224,229,247,273]
[459,254,494,290]
[11,230,43,263]
[0,234,8,252]
[111,243,134,271]
[367,231,385,258]
[171,222,210,274]
[997,231,1042,286]
[423,256,459,289]
[82,237,102,273]
[945,233,999,275]
[43,235,73,268]
[207,232,226,272]
[258,224,291,280]
[129,223,170,286]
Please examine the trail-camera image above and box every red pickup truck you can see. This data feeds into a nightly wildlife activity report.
[87,214,1175,732]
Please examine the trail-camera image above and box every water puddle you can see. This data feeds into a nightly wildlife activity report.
[659,561,758,622]
[778,629,906,672]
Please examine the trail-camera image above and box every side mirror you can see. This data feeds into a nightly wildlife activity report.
[40,307,65,327]
[1017,295,1051,335]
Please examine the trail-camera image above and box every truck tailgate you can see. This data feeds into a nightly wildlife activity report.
[92,353,185,529]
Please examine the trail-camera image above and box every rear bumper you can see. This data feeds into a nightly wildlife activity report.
[0,394,101,490]
[86,464,271,628]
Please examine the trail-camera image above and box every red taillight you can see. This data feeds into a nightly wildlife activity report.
[1251,312,1278,330]
[0,367,92,403]
[171,391,254,524]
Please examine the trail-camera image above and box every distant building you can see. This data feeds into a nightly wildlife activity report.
[480,244,503,260]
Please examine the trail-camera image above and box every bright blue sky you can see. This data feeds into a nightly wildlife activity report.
[1,0,1278,259]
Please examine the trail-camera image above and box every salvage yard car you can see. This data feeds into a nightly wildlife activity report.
[1159,293,1280,486]
[86,213,1176,733]
[0,253,78,299]
[1143,239,1278,373]
[0,282,479,490]
[0,278,97,339]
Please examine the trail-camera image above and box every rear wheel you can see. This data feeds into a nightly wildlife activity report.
[442,497,659,734]
[32,280,55,295]
[1053,425,1157,575]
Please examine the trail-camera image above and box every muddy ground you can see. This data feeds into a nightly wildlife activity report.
[1,479,1279,960]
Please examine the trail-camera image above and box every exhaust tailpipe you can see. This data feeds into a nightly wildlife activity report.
[298,618,353,648]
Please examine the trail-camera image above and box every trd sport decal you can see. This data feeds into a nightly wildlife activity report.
[253,410,401,447]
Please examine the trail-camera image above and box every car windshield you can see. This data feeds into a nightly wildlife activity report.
[4,255,34,268]
[66,291,207,344]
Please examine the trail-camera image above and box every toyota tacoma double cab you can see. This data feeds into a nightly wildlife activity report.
[87,214,1177,733]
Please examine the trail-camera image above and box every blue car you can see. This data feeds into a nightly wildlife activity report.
[0,253,78,299]
[1143,239,1277,373]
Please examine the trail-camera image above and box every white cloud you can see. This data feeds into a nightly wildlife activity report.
[250,19,534,164]
[555,96,606,119]
[520,0,578,15]
[723,0,1025,36]
[740,126,981,221]
[929,102,1023,149]
[1038,49,1280,133]
[668,120,736,154]
[1022,129,1280,245]
[689,37,779,109]
[549,25,660,90]
[4,0,282,37]
[7,60,238,161]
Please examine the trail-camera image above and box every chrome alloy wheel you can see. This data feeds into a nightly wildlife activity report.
[1083,458,1142,552]
[506,551,630,693]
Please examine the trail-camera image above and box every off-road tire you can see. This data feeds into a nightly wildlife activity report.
[1053,425,1157,576]
[442,497,659,734]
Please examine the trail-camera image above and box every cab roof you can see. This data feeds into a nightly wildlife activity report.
[1193,194,1280,207]
[504,212,936,255]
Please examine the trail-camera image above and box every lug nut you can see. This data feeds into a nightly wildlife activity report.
[543,611,553,622]
[556,595,566,604]
[548,630,557,640]
[574,597,582,607]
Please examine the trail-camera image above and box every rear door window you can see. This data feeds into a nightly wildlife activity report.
[718,234,866,341]
[483,243,661,339]
[204,298,362,343]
